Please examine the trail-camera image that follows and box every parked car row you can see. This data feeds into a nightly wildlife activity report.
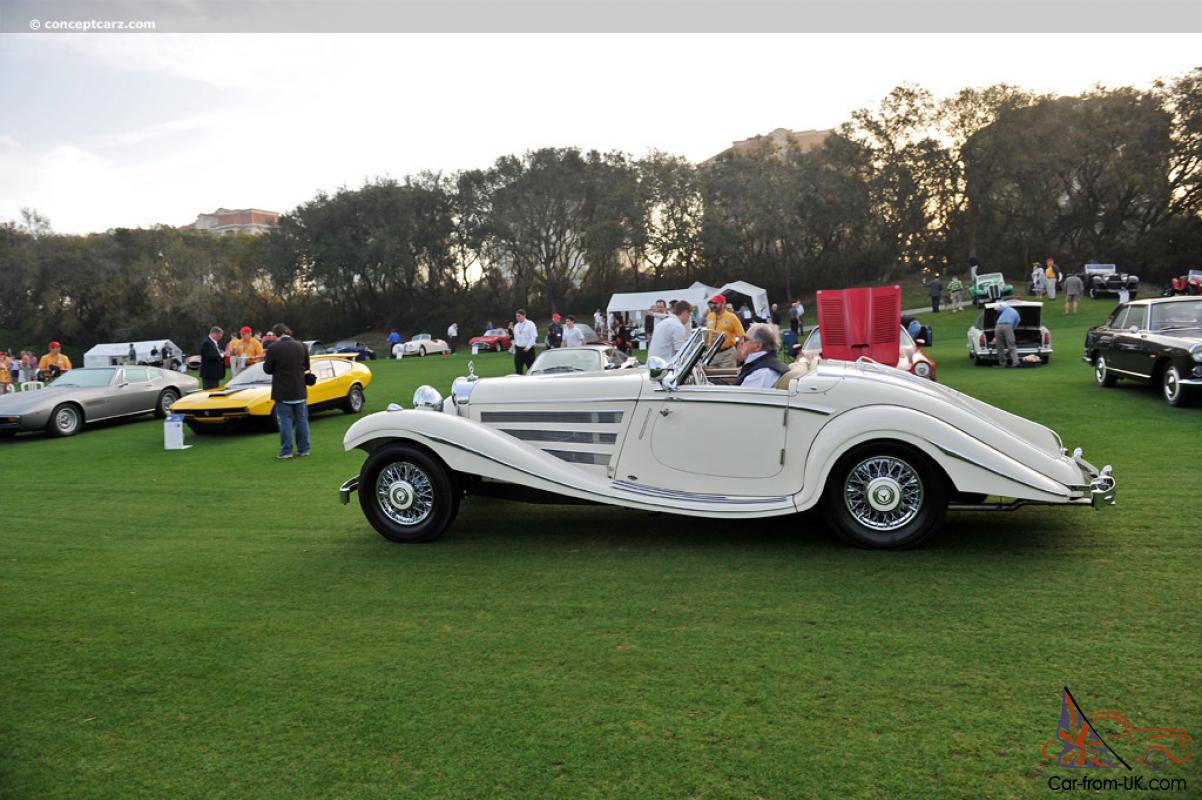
[1085,296,1202,407]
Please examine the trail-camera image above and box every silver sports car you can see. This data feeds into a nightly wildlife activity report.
[0,366,201,438]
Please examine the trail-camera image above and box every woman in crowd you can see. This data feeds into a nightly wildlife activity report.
[612,315,632,354]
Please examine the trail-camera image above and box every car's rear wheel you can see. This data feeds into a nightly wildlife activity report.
[1094,355,1117,387]
[822,442,947,549]
[46,403,82,437]
[155,388,179,418]
[343,384,365,414]
[1162,364,1192,407]
[359,444,459,543]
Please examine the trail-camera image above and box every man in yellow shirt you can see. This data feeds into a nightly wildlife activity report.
[38,341,72,380]
[229,326,265,377]
[704,294,745,369]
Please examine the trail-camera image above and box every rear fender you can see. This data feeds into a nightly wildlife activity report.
[794,406,1074,511]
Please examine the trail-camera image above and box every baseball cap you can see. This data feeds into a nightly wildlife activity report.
[709,294,726,305]
[240,326,252,336]
[49,340,61,349]
[552,313,561,320]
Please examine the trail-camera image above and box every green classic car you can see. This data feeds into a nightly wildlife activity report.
[969,272,1014,307]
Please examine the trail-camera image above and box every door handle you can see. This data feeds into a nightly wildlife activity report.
[659,408,672,416]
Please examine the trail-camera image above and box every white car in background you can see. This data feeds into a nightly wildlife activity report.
[400,333,450,357]
[337,328,1116,550]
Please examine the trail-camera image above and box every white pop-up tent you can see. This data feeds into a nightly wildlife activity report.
[606,280,771,320]
[606,286,713,318]
[83,340,183,368]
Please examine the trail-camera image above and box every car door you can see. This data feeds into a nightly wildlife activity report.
[1092,306,1125,368]
[106,368,146,415]
[1109,306,1148,376]
[307,360,340,406]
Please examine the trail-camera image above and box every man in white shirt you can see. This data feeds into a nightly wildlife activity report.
[512,309,538,374]
[593,309,605,332]
[447,322,458,354]
[734,324,788,389]
[562,315,586,348]
[647,300,692,363]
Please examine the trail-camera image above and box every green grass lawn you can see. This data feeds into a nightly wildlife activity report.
[2,301,1200,799]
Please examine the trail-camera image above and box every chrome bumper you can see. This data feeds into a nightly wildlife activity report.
[1072,449,1117,510]
[339,475,359,505]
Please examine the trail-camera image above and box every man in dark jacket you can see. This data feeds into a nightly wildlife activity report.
[734,324,788,387]
[199,326,225,389]
[263,322,311,459]
[546,314,564,349]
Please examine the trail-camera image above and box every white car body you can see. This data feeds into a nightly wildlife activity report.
[339,329,1115,549]
[401,334,449,357]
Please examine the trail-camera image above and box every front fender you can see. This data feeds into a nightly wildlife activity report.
[793,406,1077,511]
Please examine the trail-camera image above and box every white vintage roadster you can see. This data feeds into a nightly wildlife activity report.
[338,329,1116,549]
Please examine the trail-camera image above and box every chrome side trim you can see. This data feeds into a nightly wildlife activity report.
[500,429,618,445]
[933,442,1070,498]
[652,390,833,415]
[480,410,623,424]
[612,480,790,505]
[544,449,611,466]
[473,396,641,405]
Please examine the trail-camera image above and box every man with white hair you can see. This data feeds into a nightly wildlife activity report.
[735,323,788,388]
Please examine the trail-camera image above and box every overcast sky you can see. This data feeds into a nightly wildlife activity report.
[1,33,1199,234]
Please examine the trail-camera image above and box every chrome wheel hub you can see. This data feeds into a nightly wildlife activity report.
[1164,368,1179,400]
[844,456,923,531]
[376,462,434,526]
[56,408,77,431]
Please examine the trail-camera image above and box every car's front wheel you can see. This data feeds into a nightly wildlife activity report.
[419,347,426,357]
[155,388,179,418]
[359,444,460,543]
[1094,355,1118,387]
[46,403,82,437]
[822,442,947,549]
[1162,364,1192,407]
[342,384,365,414]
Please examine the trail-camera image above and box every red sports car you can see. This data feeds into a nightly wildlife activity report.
[469,328,513,352]
[796,325,938,381]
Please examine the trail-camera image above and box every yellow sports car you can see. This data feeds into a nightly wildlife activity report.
[171,355,372,432]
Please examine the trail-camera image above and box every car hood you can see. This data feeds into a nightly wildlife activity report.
[172,384,272,407]
[0,388,69,414]
[1147,330,1202,347]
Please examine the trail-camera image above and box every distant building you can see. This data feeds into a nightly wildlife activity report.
[704,128,832,163]
[181,208,280,235]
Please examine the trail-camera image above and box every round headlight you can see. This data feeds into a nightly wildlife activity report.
[413,385,442,409]
[1190,344,1202,363]
[912,361,932,378]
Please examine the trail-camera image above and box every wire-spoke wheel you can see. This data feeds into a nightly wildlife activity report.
[359,444,459,543]
[823,442,947,549]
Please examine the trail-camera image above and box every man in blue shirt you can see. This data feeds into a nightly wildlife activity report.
[387,329,402,358]
[994,302,1021,367]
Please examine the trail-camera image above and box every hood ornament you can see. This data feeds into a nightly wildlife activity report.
[466,360,477,381]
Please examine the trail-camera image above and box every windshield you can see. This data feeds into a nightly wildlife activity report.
[1189,270,1202,280]
[976,273,1003,285]
[1087,264,1117,274]
[48,368,115,388]
[1149,299,1202,331]
[413,334,430,341]
[531,349,602,373]
[483,329,507,337]
[227,363,272,387]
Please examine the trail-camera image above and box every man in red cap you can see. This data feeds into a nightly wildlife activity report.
[704,295,744,369]
[229,326,264,378]
[38,341,72,381]
[546,313,564,349]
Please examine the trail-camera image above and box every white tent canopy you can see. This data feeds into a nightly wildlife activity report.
[83,340,183,368]
[606,280,771,320]
[606,286,712,318]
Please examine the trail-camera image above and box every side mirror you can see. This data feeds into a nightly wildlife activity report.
[1128,326,1140,333]
[646,356,669,381]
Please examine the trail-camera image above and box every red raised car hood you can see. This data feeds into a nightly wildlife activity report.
[816,285,902,367]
